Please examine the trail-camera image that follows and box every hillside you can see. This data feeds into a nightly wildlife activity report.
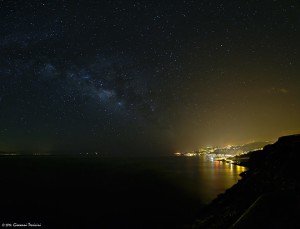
[193,134,300,228]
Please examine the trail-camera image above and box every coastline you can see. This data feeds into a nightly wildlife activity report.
[191,134,300,228]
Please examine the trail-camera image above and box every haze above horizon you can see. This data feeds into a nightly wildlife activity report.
[1,1,300,155]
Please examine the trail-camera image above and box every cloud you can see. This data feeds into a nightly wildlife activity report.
[268,87,288,94]
[279,88,288,94]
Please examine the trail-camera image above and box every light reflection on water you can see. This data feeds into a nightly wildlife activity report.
[162,156,247,204]
[197,157,247,203]
[1,155,247,205]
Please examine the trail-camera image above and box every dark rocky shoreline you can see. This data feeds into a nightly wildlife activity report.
[191,134,300,229]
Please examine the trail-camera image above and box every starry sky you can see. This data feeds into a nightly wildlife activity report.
[1,0,300,155]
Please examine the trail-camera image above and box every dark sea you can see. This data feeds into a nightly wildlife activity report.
[0,155,246,229]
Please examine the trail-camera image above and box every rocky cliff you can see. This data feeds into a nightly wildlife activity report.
[193,134,300,228]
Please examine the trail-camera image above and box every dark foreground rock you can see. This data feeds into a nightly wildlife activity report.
[192,134,300,229]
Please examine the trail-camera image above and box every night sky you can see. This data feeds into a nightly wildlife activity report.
[1,1,300,155]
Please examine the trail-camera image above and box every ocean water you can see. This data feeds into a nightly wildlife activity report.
[0,155,246,228]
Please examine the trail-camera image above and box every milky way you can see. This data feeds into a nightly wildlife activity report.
[1,1,300,154]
